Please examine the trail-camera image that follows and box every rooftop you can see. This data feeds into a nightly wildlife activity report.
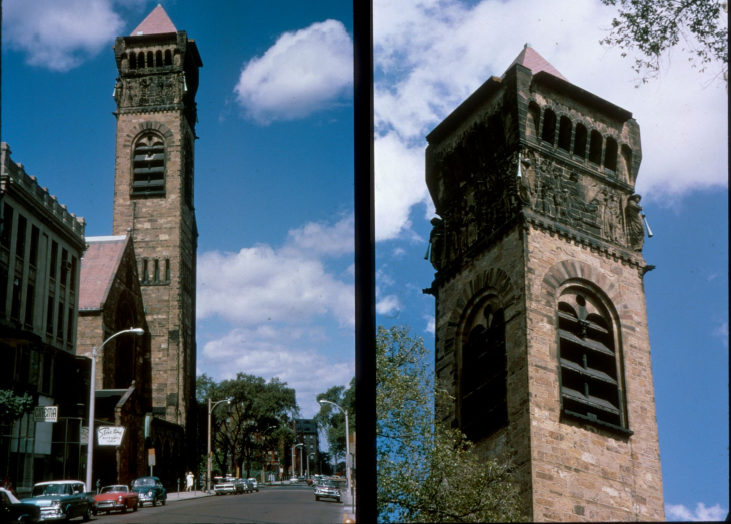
[130,4,177,36]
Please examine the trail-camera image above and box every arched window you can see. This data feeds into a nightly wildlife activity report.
[557,288,630,434]
[137,52,145,69]
[526,102,541,142]
[155,50,163,67]
[129,53,137,70]
[621,144,634,183]
[131,133,165,196]
[573,123,587,158]
[146,51,154,68]
[541,109,557,145]
[164,50,172,66]
[461,300,508,441]
[558,116,572,152]
[589,130,603,165]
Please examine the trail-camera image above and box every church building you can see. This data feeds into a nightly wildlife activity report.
[425,45,664,521]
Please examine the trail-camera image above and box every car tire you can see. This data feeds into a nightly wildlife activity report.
[316,496,320,501]
[92,509,98,516]
[152,499,157,507]
[336,498,341,503]
[83,506,91,522]
[122,505,127,513]
[133,502,138,512]
[162,497,166,506]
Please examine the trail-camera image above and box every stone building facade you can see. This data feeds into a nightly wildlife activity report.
[425,45,664,521]
[109,6,201,455]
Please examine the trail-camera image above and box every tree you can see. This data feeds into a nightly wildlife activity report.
[376,326,524,523]
[314,377,355,463]
[0,390,35,428]
[600,0,728,85]
[196,373,298,478]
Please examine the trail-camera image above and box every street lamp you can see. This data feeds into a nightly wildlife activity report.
[292,443,304,479]
[260,425,277,483]
[207,397,232,492]
[318,399,351,489]
[308,453,315,478]
[86,328,144,490]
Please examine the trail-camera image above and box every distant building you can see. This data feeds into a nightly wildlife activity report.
[294,418,320,475]
[425,45,664,521]
[0,142,87,495]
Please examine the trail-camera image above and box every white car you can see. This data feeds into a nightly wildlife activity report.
[246,478,259,492]
[314,479,341,503]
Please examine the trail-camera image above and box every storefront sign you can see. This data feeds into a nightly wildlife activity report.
[97,426,125,446]
[33,406,58,423]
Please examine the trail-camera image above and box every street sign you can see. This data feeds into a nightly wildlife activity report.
[80,427,89,445]
[97,426,125,446]
[148,448,156,466]
[33,406,58,423]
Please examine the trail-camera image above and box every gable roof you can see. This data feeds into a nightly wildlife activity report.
[78,235,128,311]
[504,43,567,81]
[130,4,177,36]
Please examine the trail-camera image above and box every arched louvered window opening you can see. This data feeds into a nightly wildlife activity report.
[137,52,145,69]
[557,288,631,435]
[146,51,154,68]
[541,109,557,145]
[184,139,194,208]
[621,144,634,183]
[588,130,603,165]
[131,133,166,196]
[573,123,587,158]
[604,137,618,173]
[155,50,163,67]
[461,301,508,442]
[558,116,572,152]
[129,53,137,70]
[164,50,172,66]
[526,102,541,142]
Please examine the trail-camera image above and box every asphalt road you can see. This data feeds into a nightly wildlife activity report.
[88,485,343,524]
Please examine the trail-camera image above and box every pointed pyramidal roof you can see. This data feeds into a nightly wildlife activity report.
[504,43,567,81]
[130,4,177,36]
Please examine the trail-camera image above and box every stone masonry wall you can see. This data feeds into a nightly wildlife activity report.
[524,225,664,521]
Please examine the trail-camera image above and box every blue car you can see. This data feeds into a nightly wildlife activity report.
[130,477,166,507]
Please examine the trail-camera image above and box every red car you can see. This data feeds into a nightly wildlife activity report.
[92,485,139,515]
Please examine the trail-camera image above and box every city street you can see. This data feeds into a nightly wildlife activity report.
[89,485,344,524]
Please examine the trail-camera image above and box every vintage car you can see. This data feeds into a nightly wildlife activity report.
[130,477,166,507]
[314,479,341,503]
[92,485,139,515]
[0,487,41,523]
[246,478,259,492]
[213,478,242,495]
[24,481,92,521]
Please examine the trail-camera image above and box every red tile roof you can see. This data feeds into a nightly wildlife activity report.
[130,4,177,36]
[78,236,128,311]
[504,44,567,81]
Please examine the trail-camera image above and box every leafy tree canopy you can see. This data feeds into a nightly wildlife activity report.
[376,326,524,523]
[600,0,728,85]
[314,376,355,459]
[0,390,35,428]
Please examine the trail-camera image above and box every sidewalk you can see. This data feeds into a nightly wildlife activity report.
[341,486,355,523]
[164,488,215,502]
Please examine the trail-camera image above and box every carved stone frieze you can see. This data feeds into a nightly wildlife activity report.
[115,73,186,109]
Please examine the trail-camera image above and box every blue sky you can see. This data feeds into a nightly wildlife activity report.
[2,0,727,521]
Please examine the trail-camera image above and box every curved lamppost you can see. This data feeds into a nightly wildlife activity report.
[318,399,350,489]
[260,425,277,483]
[86,328,144,490]
[207,397,232,492]
[292,443,304,479]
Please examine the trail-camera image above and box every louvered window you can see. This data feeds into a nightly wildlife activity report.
[557,290,631,435]
[461,303,508,441]
[132,134,166,196]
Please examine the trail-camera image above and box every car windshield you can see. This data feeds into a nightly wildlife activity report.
[101,486,127,493]
[32,484,71,497]
[132,479,154,487]
[323,481,339,488]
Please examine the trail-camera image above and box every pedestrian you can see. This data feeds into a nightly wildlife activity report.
[186,471,194,492]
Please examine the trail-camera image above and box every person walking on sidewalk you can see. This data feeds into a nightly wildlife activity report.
[186,472,194,492]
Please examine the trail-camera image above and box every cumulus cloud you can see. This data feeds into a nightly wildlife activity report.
[234,19,353,124]
[425,315,435,334]
[202,327,353,418]
[666,502,727,522]
[372,0,728,241]
[1,0,142,71]
[197,216,354,327]
[376,295,401,316]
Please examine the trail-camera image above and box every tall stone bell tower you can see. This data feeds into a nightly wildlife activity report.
[424,44,664,521]
[110,4,201,444]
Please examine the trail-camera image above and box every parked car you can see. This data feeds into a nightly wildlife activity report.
[130,477,166,507]
[92,485,138,515]
[24,481,92,522]
[314,479,341,503]
[214,478,242,495]
[246,478,259,492]
[0,487,40,524]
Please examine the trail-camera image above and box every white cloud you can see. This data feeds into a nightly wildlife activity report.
[197,217,354,328]
[425,315,435,334]
[372,0,728,241]
[713,321,729,347]
[666,502,727,522]
[234,19,353,124]
[376,295,401,316]
[201,326,353,418]
[1,0,139,71]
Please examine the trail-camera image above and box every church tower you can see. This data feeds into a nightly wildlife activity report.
[111,5,201,438]
[425,45,664,521]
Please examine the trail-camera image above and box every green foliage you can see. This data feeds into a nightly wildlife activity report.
[600,0,728,85]
[314,377,355,460]
[0,390,35,428]
[376,326,524,523]
[196,373,298,478]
